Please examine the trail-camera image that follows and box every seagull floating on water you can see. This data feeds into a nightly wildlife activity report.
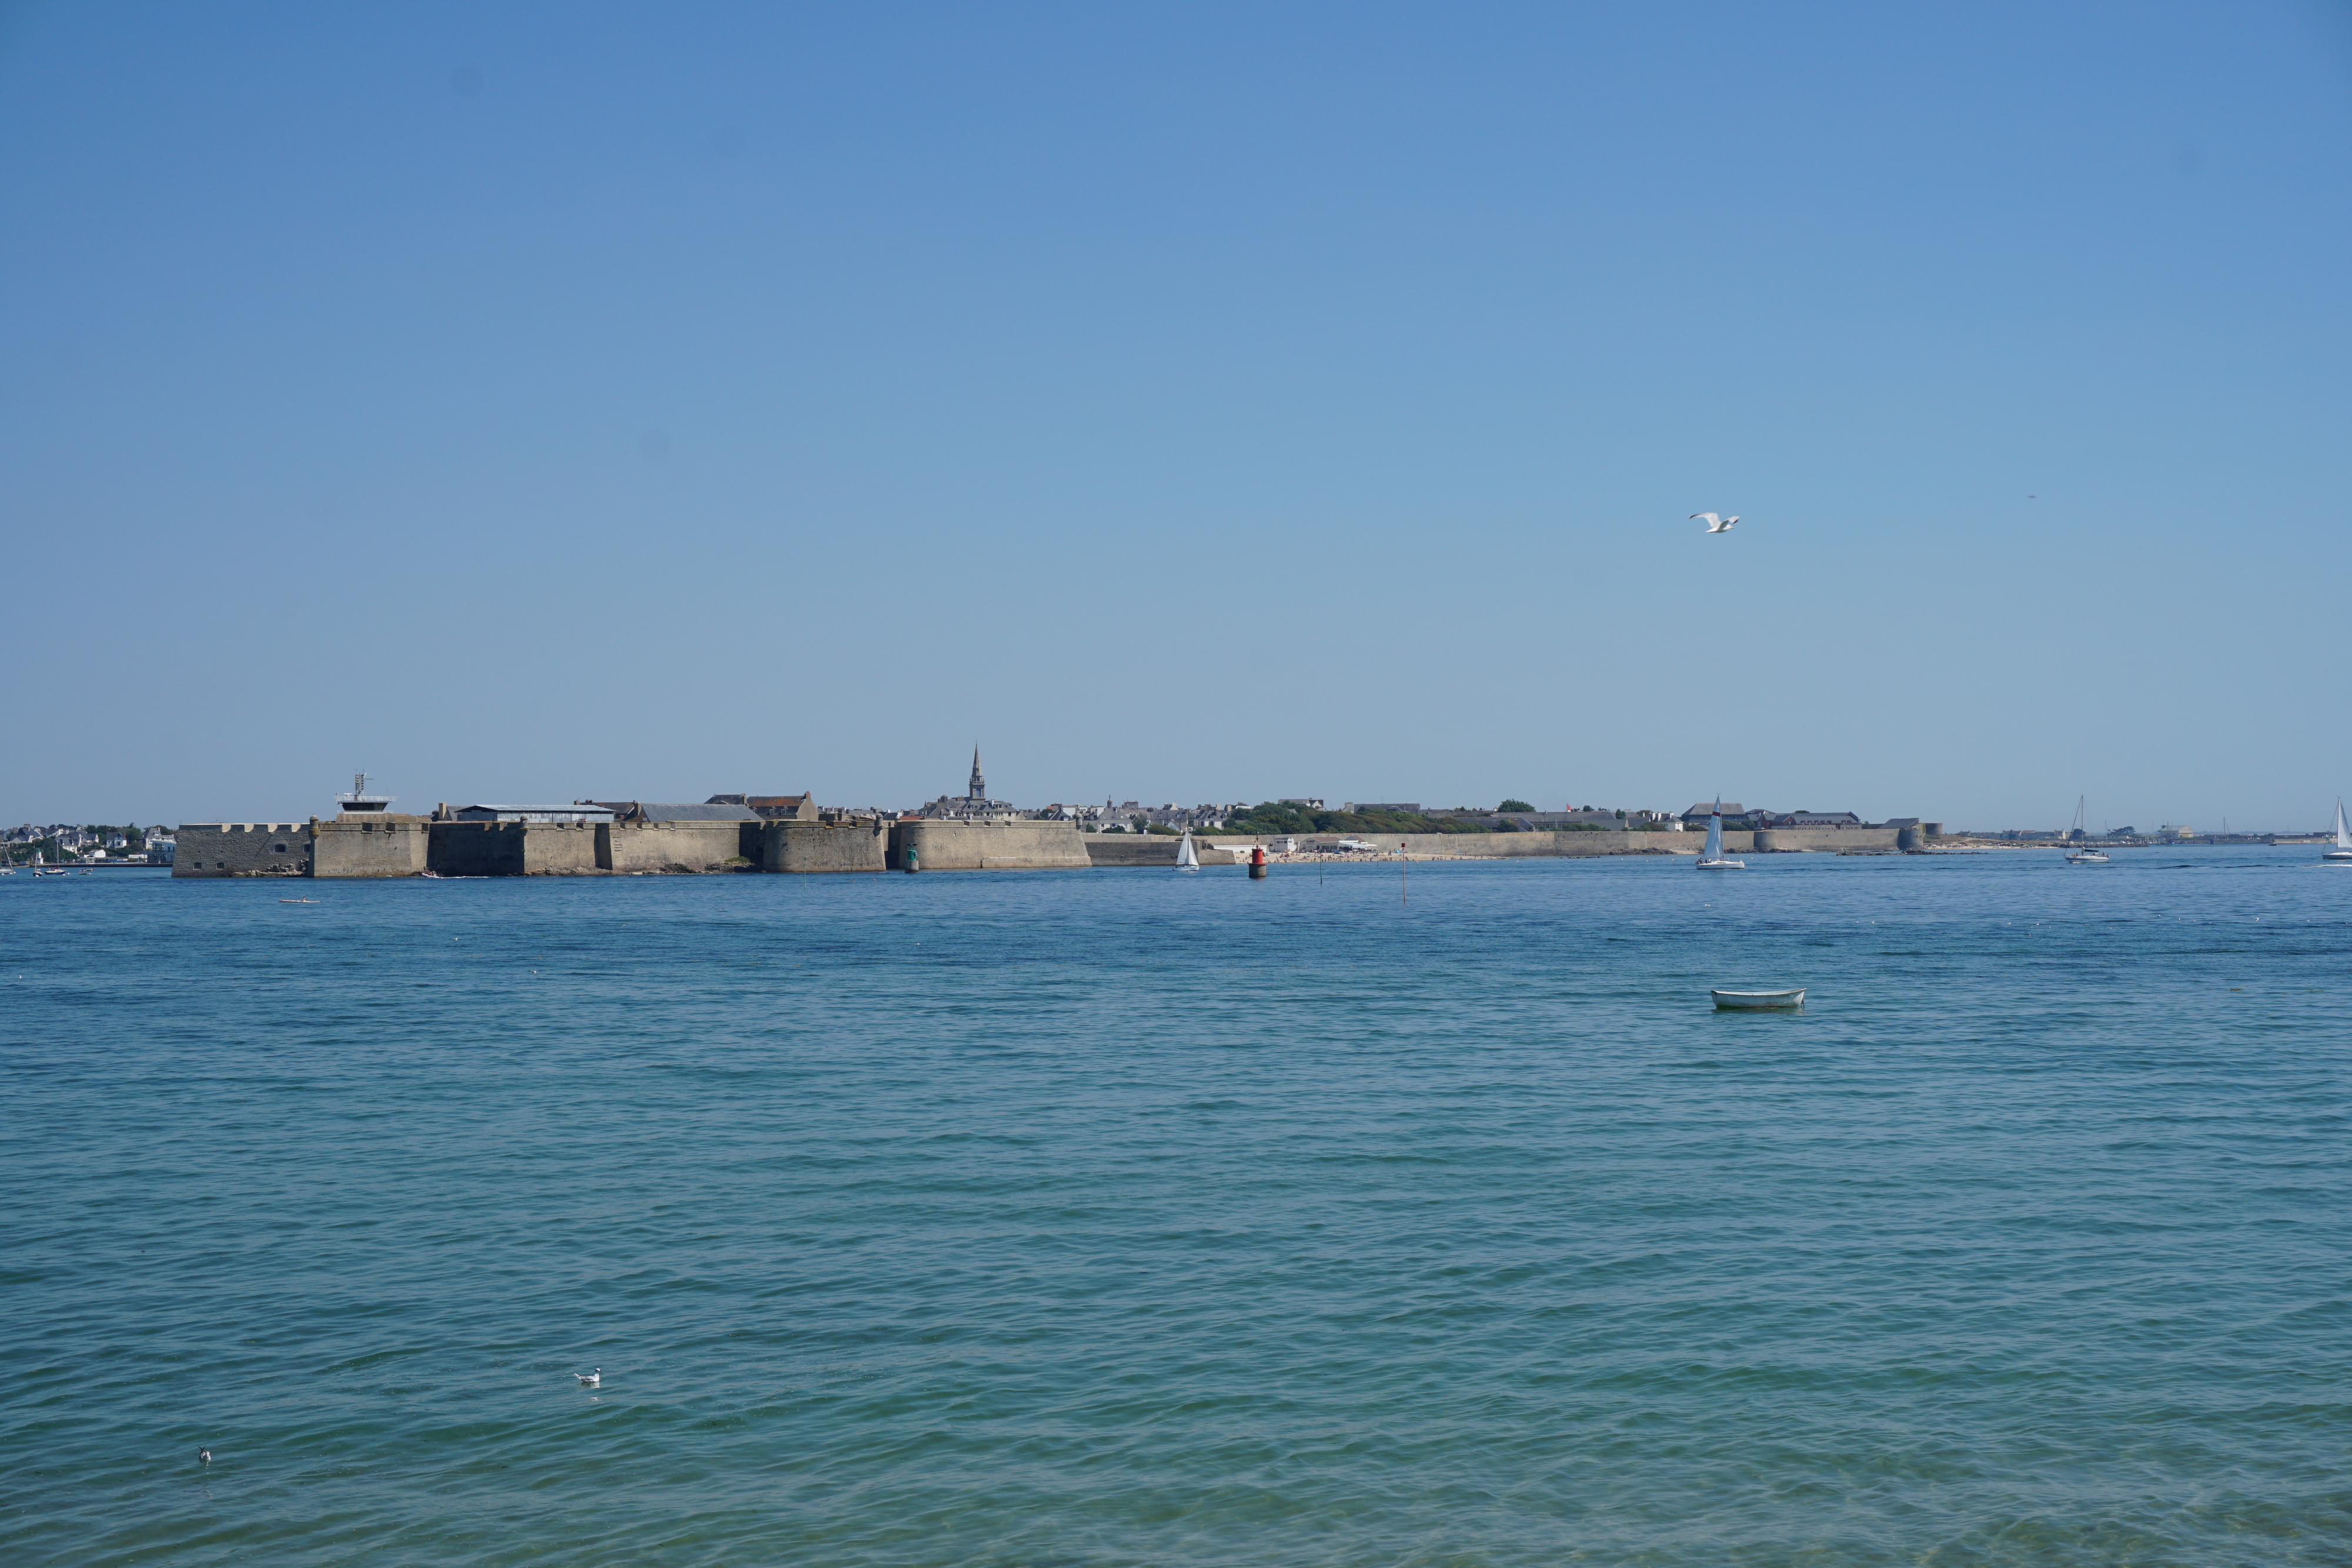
[198,1449,212,1463]
[1690,512,1739,533]
[576,1368,601,1388]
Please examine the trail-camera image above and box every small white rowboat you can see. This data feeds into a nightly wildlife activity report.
[1712,988,1806,1010]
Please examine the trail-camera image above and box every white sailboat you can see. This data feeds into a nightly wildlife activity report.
[1175,828,1200,870]
[2064,797,2109,864]
[2326,798,2352,862]
[1695,798,1745,870]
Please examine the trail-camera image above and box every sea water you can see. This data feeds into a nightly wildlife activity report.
[4,851,2348,1566]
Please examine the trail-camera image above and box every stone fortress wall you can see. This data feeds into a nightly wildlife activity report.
[420,820,750,875]
[890,818,1092,871]
[422,821,540,877]
[1088,829,1722,865]
[1083,824,1905,865]
[173,803,1910,880]
[765,820,891,872]
[603,821,748,873]
[172,823,316,877]
[311,817,431,877]
[174,813,1088,876]
[1754,825,1904,853]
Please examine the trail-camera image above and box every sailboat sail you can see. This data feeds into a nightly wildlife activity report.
[1175,828,1200,868]
[2336,799,2350,851]
[1695,795,1744,868]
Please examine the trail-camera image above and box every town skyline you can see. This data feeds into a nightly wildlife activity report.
[8,748,2338,841]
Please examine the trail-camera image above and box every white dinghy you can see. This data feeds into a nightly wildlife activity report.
[2326,798,2352,862]
[1713,988,1806,1009]
[1175,828,1200,870]
[1695,798,1744,870]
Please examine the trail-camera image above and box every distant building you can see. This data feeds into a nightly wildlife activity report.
[336,772,396,815]
[920,747,1023,819]
[709,793,821,821]
[449,804,617,824]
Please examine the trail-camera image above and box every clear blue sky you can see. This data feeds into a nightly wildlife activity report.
[4,2,2348,831]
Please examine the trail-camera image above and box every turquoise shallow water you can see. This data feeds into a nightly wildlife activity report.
[4,851,2349,1566]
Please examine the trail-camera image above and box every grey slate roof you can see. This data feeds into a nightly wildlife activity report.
[452,804,617,822]
[594,801,760,823]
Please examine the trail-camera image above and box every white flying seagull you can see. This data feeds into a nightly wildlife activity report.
[1691,512,1739,533]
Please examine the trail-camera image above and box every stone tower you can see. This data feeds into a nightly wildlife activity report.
[968,745,985,803]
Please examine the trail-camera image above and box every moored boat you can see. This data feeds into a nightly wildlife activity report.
[1712,988,1806,1009]
[2064,796,2109,863]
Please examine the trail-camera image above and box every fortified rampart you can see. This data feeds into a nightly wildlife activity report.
[312,815,430,877]
[1085,829,1727,865]
[1389,830,1718,858]
[601,821,749,874]
[426,821,572,875]
[1154,827,1900,861]
[1750,825,1902,853]
[764,820,891,872]
[175,801,1910,878]
[421,820,752,875]
[173,823,315,877]
[891,819,1090,871]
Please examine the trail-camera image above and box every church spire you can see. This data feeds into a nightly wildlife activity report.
[969,745,985,802]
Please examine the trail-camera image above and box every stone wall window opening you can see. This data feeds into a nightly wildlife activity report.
[273,844,287,852]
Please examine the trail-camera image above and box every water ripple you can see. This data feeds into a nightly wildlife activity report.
[3,852,2349,1565]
